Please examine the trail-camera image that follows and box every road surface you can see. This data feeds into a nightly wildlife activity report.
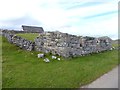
[81,65,119,88]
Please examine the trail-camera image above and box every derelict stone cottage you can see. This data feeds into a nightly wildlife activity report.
[22,25,44,33]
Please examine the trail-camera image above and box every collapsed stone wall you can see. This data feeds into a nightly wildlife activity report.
[2,30,34,51]
[1,29,28,34]
[35,31,112,58]
[2,30,112,58]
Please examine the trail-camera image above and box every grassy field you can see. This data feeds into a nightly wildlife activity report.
[16,33,39,41]
[112,43,118,48]
[0,36,2,89]
[2,35,119,88]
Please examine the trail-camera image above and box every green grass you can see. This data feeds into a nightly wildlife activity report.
[112,43,118,48]
[2,36,119,88]
[16,33,39,41]
[0,36,2,89]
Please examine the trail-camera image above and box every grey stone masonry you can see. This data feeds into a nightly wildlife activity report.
[2,30,112,58]
[34,31,112,58]
[2,30,35,51]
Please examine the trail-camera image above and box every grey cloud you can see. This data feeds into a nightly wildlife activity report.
[0,15,42,30]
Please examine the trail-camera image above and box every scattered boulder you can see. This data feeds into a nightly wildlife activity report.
[110,48,113,50]
[52,56,57,59]
[57,58,60,61]
[112,47,115,50]
[38,53,44,58]
[110,47,115,50]
[43,58,50,63]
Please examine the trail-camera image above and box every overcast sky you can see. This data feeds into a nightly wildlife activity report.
[0,0,118,40]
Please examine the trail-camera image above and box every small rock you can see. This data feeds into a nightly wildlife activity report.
[57,58,60,61]
[112,47,115,50]
[110,48,113,50]
[52,56,57,59]
[38,53,44,58]
[43,58,50,62]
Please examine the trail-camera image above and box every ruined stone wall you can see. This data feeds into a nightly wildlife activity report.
[2,30,112,58]
[2,30,35,51]
[35,31,112,58]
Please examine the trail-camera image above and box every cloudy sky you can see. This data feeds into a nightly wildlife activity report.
[0,0,118,40]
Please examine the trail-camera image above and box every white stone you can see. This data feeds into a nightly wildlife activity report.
[112,47,115,49]
[43,58,50,62]
[57,58,60,61]
[110,48,113,50]
[38,53,44,58]
[52,56,57,59]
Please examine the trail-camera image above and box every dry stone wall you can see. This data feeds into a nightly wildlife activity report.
[2,30,35,51]
[2,30,112,58]
[35,31,112,58]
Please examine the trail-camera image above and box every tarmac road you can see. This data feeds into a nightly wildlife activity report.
[81,65,119,88]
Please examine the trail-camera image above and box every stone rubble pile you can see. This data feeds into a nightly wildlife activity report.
[35,31,112,58]
[37,53,61,62]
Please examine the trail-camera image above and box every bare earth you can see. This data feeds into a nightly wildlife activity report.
[81,65,119,88]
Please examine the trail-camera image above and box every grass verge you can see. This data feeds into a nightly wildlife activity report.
[16,33,39,41]
[0,36,2,89]
[2,36,118,88]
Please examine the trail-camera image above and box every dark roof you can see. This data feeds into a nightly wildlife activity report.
[22,25,44,33]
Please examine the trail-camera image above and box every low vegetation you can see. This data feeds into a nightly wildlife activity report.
[0,36,2,89]
[2,35,119,88]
